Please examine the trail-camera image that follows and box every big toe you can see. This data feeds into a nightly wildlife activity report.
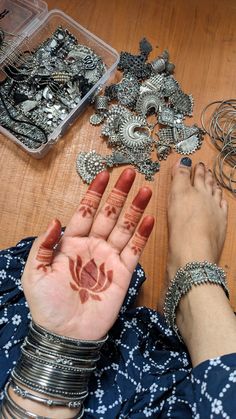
[171,157,192,193]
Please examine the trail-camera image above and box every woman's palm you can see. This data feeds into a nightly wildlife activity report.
[22,169,154,340]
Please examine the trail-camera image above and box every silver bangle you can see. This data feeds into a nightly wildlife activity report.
[164,261,229,341]
[10,379,82,408]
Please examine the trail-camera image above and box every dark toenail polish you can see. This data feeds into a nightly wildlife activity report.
[180,157,192,167]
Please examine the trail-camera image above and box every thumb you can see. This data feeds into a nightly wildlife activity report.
[33,219,62,268]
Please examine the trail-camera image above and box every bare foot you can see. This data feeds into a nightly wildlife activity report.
[167,157,228,281]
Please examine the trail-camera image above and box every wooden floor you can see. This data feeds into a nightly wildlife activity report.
[0,0,236,310]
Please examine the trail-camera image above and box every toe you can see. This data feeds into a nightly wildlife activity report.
[214,183,223,203]
[193,162,206,190]
[171,157,192,192]
[205,169,214,194]
[221,198,228,214]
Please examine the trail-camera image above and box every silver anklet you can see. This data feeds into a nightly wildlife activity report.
[164,261,229,341]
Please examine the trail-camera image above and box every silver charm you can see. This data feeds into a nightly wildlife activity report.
[136,91,162,118]
[76,150,106,184]
[174,136,201,154]
[94,95,109,113]
[89,113,105,125]
[158,106,175,126]
[140,74,165,94]
[150,57,166,73]
[169,89,194,116]
[101,105,132,139]
[174,125,204,154]
[117,73,140,109]
[163,76,179,97]
[119,115,152,149]
[90,95,109,125]
[156,127,174,143]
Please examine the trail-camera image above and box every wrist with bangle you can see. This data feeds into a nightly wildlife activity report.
[1,321,108,418]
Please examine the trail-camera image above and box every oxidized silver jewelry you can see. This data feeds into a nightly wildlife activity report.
[164,261,229,341]
[117,73,140,109]
[163,76,179,97]
[101,104,132,140]
[169,89,194,116]
[0,26,106,149]
[85,39,205,183]
[118,115,152,149]
[76,150,107,183]
[140,74,165,94]
[136,91,162,118]
[158,106,175,126]
[89,95,109,125]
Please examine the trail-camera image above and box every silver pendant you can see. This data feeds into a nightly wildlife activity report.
[169,89,194,116]
[117,73,140,109]
[89,113,105,125]
[136,91,162,118]
[163,76,179,97]
[119,115,152,149]
[174,135,201,154]
[101,105,132,138]
[76,150,106,184]
[140,74,165,94]
[158,106,175,126]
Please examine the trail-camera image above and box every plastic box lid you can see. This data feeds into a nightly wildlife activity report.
[0,0,48,66]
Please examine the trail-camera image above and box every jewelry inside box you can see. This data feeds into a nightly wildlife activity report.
[0,26,106,149]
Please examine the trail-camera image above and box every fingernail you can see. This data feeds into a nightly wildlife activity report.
[180,157,192,167]
[198,162,205,166]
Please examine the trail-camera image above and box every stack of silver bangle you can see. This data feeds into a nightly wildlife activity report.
[164,261,229,341]
[1,321,108,418]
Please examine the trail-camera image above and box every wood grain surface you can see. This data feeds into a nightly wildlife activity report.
[0,0,236,311]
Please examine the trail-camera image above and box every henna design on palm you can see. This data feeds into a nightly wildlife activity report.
[69,256,113,303]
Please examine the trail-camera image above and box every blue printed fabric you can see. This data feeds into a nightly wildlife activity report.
[0,238,236,418]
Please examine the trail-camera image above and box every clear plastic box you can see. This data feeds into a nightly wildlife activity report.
[0,0,119,158]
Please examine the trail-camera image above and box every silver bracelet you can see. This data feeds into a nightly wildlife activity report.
[10,380,82,409]
[2,321,108,418]
[164,261,229,341]
[3,383,83,418]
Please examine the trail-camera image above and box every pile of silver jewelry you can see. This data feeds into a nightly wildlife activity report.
[1,321,107,418]
[76,39,205,183]
[0,26,106,149]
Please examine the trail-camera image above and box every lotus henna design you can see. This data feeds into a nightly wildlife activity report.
[69,255,113,303]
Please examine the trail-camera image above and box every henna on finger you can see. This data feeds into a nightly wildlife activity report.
[36,219,62,271]
[103,168,136,219]
[78,190,102,218]
[129,216,155,255]
[68,255,113,303]
[104,188,128,218]
[122,187,152,231]
[64,171,109,238]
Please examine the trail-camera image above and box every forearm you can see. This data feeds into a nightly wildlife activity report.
[176,284,236,367]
